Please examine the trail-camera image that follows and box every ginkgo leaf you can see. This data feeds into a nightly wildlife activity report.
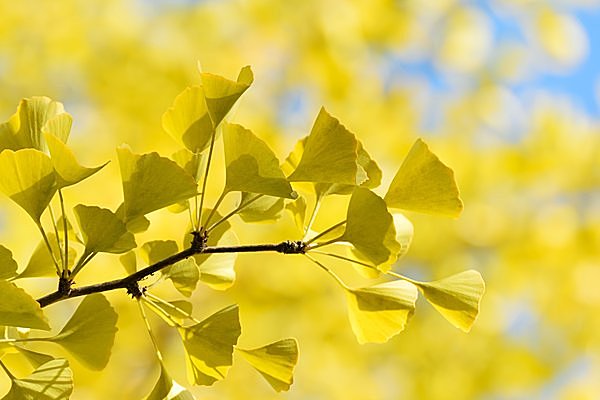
[339,188,401,269]
[74,204,136,254]
[0,149,57,222]
[17,234,76,279]
[145,361,195,400]
[1,358,73,400]
[346,280,418,344]
[119,251,137,275]
[41,113,72,144]
[385,139,463,218]
[50,294,118,370]
[0,245,18,280]
[412,270,485,332]
[162,86,214,152]
[15,347,55,368]
[238,193,285,223]
[171,148,204,182]
[285,195,307,232]
[201,66,254,127]
[146,299,194,327]
[163,258,199,297]
[179,304,241,386]
[45,133,107,188]
[237,338,299,392]
[223,124,295,199]
[288,108,362,185]
[117,145,198,220]
[141,240,179,265]
[0,97,68,152]
[0,280,50,330]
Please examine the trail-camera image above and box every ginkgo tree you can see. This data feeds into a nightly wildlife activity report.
[0,66,484,399]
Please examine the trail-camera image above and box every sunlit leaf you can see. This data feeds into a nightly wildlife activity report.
[117,145,198,220]
[385,139,463,218]
[145,299,194,328]
[41,113,72,144]
[288,108,363,185]
[50,294,118,370]
[171,148,204,182]
[163,258,199,297]
[346,280,418,344]
[223,124,295,198]
[201,65,254,127]
[0,245,18,280]
[179,304,241,386]
[1,358,73,400]
[339,188,401,269]
[285,195,307,232]
[74,204,136,254]
[119,251,137,275]
[237,338,298,392]
[162,86,213,153]
[141,240,179,265]
[0,149,56,222]
[412,270,485,332]
[145,361,195,400]
[0,280,50,331]
[15,347,54,368]
[45,133,107,188]
[17,234,76,279]
[238,193,285,223]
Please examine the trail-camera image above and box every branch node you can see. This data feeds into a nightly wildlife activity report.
[57,276,72,296]
[279,240,307,254]
[190,230,207,253]
[126,282,144,299]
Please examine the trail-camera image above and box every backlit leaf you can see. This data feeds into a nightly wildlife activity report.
[145,299,194,327]
[45,133,107,188]
[163,258,199,297]
[15,347,54,368]
[223,124,295,198]
[162,86,213,152]
[238,193,285,223]
[346,280,418,344]
[145,362,195,400]
[288,108,362,185]
[74,204,136,254]
[117,145,198,220]
[1,358,73,400]
[119,251,137,274]
[0,149,57,222]
[0,245,18,280]
[285,195,307,232]
[141,240,179,265]
[412,270,485,332]
[17,234,76,279]
[41,113,72,144]
[171,148,204,182]
[179,304,241,386]
[385,139,463,217]
[201,65,254,127]
[237,338,299,392]
[0,280,50,330]
[50,294,118,370]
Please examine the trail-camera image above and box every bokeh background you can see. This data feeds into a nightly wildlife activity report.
[1,0,600,399]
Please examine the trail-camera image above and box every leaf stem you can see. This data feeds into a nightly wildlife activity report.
[206,193,263,234]
[305,220,346,245]
[48,203,65,269]
[137,299,164,361]
[304,254,348,290]
[202,190,227,231]
[302,194,322,241]
[197,129,218,231]
[36,222,61,275]
[59,189,69,275]
[145,293,201,324]
[141,296,184,328]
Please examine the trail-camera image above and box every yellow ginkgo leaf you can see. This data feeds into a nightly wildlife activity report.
[0,280,50,331]
[1,358,73,400]
[385,139,463,218]
[346,280,418,344]
[0,245,18,280]
[201,65,253,127]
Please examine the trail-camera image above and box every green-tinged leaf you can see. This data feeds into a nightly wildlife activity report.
[125,213,151,234]
[145,362,195,400]
[45,133,107,188]
[74,205,136,254]
[50,294,118,370]
[237,338,298,392]
[0,280,50,330]
[223,124,295,199]
[145,299,194,328]
[1,359,73,400]
[346,280,418,344]
[288,108,362,185]
[119,251,137,274]
[16,347,54,368]
[238,193,284,223]
[285,196,307,232]
[201,66,254,127]
[0,149,56,222]
[57,216,82,244]
[179,304,241,386]
[412,270,485,332]
[0,97,67,152]
[117,146,198,220]
[141,240,179,265]
[162,86,213,153]
[17,234,76,279]
[171,149,204,182]
[0,245,18,280]
[385,139,463,217]
[339,188,401,269]
[163,258,199,297]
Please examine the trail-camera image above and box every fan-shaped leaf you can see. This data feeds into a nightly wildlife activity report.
[74,205,136,254]
[223,124,295,199]
[285,196,307,232]
[0,245,18,280]
[346,280,418,344]
[385,139,463,217]
[163,258,199,298]
[237,338,298,392]
[238,193,284,223]
[171,148,204,182]
[1,358,73,400]
[179,304,241,386]
[45,133,107,188]
[288,108,362,185]
[0,149,57,222]
[412,270,485,332]
[117,146,198,220]
[50,294,118,370]
[145,299,194,327]
[17,234,76,279]
[162,86,213,153]
[141,240,179,265]
[0,280,50,331]
[119,251,137,274]
[15,347,54,368]
[145,362,195,400]
[41,113,72,144]
[201,66,254,127]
